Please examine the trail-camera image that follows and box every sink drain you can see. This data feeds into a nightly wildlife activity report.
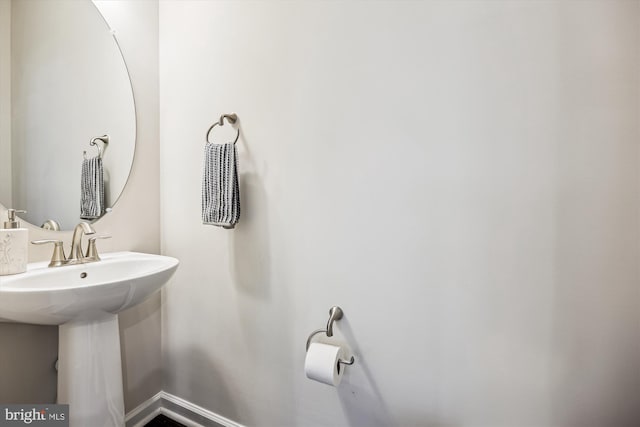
[80,272,87,279]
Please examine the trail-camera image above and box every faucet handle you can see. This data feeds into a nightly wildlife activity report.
[31,239,66,267]
[85,235,111,261]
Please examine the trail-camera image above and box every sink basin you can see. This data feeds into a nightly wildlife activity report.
[0,251,179,427]
[0,251,179,324]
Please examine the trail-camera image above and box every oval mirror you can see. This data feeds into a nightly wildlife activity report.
[0,0,136,231]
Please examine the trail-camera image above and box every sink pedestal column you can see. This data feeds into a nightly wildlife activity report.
[58,313,125,427]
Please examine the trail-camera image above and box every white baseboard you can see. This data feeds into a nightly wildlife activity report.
[125,391,163,427]
[125,391,244,427]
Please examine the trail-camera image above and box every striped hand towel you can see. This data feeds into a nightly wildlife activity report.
[80,156,105,220]
[202,142,240,228]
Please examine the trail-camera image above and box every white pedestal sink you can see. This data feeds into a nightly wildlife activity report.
[0,251,179,427]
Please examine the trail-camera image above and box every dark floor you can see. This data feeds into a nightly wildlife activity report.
[144,414,186,427]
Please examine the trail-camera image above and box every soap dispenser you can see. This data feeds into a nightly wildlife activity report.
[0,209,28,275]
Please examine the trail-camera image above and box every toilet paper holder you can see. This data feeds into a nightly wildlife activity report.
[306,306,355,368]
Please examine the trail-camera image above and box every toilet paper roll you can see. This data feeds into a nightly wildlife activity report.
[304,342,345,386]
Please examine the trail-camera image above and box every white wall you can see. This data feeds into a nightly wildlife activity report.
[0,0,11,204]
[0,0,160,412]
[160,1,640,426]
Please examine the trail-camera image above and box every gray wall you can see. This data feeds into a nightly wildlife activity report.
[159,1,640,426]
[0,0,161,412]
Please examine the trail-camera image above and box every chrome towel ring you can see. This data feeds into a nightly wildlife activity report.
[84,134,109,159]
[206,113,239,144]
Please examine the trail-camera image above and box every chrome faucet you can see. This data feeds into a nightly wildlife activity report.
[32,222,110,267]
[68,222,96,264]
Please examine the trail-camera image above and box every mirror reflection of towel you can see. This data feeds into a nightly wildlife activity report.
[80,156,105,220]
[202,142,240,229]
